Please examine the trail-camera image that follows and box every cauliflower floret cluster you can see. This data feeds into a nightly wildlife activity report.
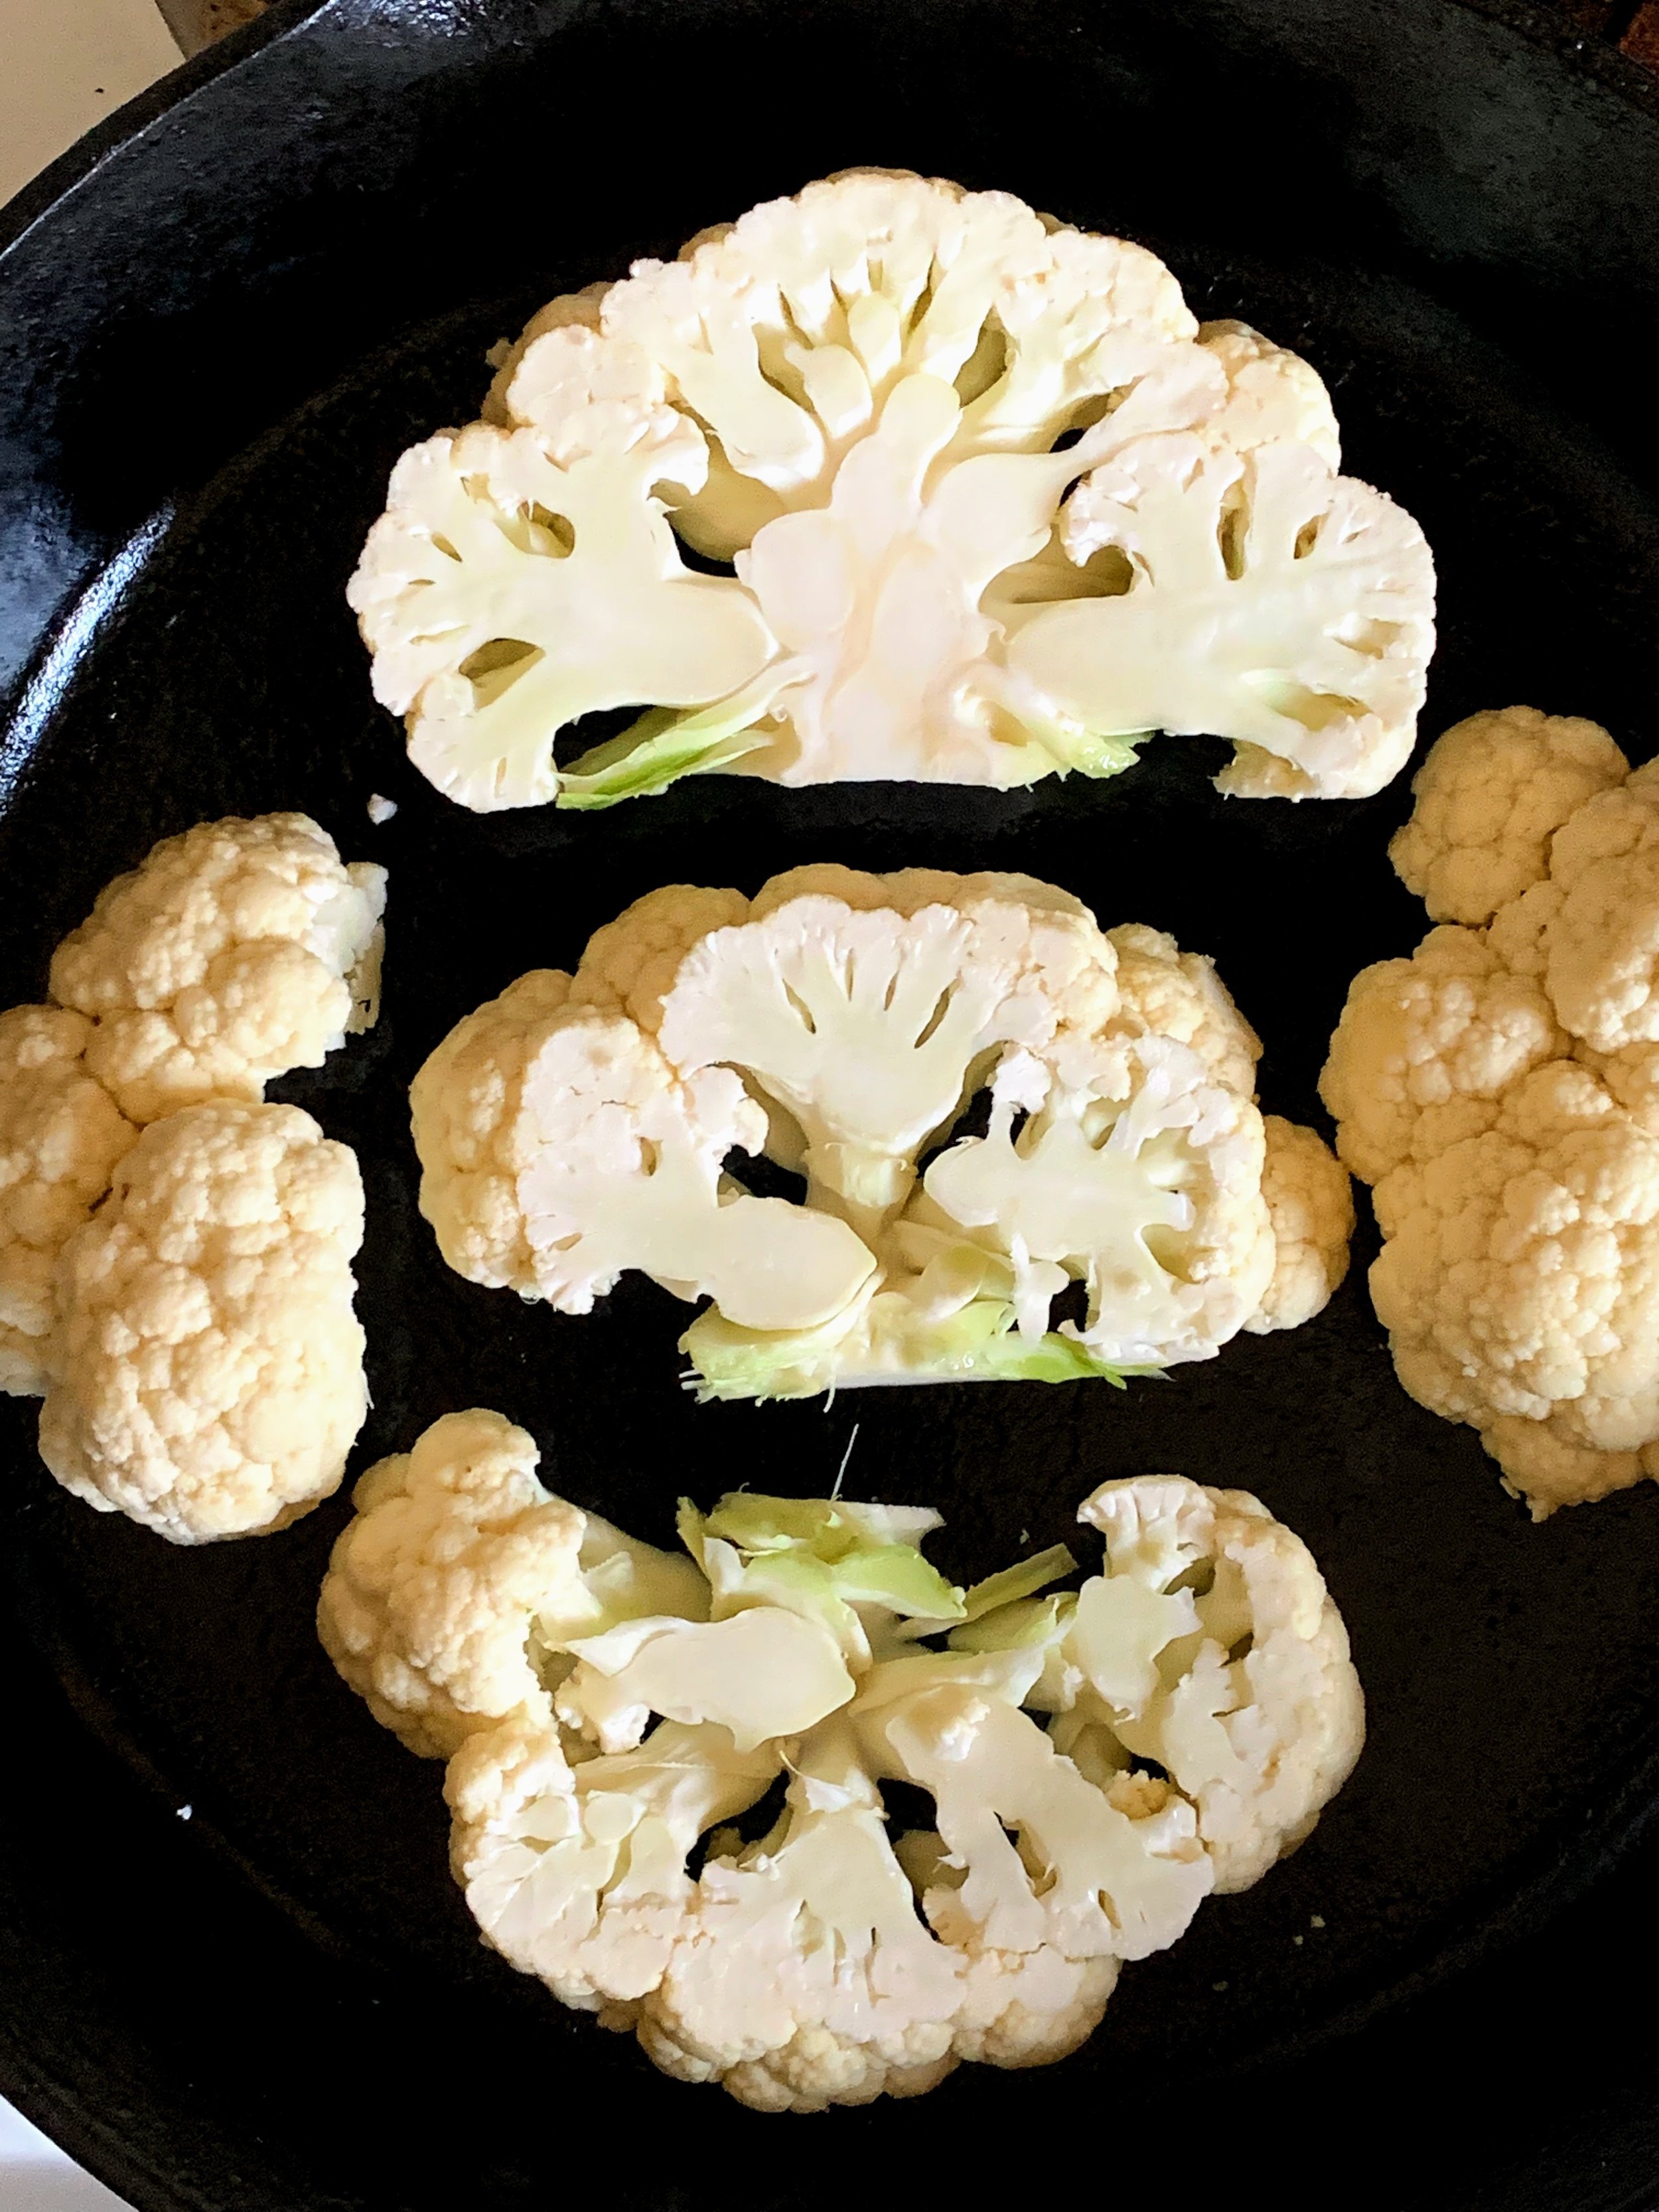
[319,1412,1364,2111]
[1,814,384,1538]
[351,170,1433,813]
[411,866,1352,1399]
[1323,706,1659,1516]
[41,1102,367,1544]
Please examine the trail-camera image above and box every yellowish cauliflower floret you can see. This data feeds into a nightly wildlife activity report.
[0,1007,137,1396]
[48,813,386,1122]
[317,1408,709,1757]
[38,1101,366,1543]
[1319,926,1564,1183]
[1245,1116,1354,1333]
[1388,705,1628,924]
[1326,711,1659,1513]
[415,867,1346,1399]
[331,1443,1362,2112]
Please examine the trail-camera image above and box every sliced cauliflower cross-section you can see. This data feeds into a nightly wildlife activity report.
[414,865,1350,1400]
[39,1101,368,1543]
[326,1441,1364,2110]
[352,170,1433,812]
[49,813,387,1124]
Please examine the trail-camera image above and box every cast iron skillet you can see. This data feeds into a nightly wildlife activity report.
[5,2,1659,2205]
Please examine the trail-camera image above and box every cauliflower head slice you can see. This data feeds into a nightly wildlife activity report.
[920,1037,1275,1367]
[357,171,1429,810]
[48,814,386,1124]
[316,1407,709,1757]
[1244,1115,1354,1335]
[1388,706,1629,926]
[1068,1478,1365,1891]
[38,1102,366,1543]
[0,1006,137,1397]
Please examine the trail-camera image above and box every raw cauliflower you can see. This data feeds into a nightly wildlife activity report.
[320,1434,1363,2111]
[1323,707,1659,1514]
[49,813,386,1123]
[0,1007,137,1395]
[351,171,1433,812]
[39,1101,367,1543]
[411,867,1350,1398]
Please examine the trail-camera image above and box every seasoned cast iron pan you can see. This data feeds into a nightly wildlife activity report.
[5,1,1659,2205]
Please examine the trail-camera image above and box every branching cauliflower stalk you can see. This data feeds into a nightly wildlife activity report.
[350,171,1433,812]
[411,865,1352,1399]
[1323,705,1659,1516]
[0,814,384,1542]
[319,1416,1364,2110]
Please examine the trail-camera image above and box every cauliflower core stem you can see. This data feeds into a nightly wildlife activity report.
[410,866,1353,1398]
[319,1420,1365,2112]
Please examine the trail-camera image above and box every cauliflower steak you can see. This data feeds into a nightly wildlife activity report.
[411,867,1352,1398]
[351,171,1433,812]
[319,1419,1365,2112]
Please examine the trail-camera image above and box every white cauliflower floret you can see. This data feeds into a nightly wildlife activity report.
[316,1407,709,1757]
[1388,706,1628,924]
[0,1006,137,1396]
[354,171,1431,812]
[920,1035,1274,1366]
[419,867,1346,1400]
[1319,926,1565,1183]
[38,1101,366,1542]
[48,814,386,1123]
[1325,713,1659,1513]
[339,1452,1362,2110]
[1244,1116,1354,1333]
[1070,1479,1364,1889]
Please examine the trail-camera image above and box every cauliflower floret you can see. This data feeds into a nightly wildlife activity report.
[317,1407,713,1757]
[408,969,574,1292]
[1388,706,1628,925]
[1370,1076,1659,1518]
[48,814,386,1123]
[1244,1116,1354,1334]
[355,171,1431,812]
[0,1006,137,1396]
[920,1035,1274,1367]
[1319,926,1565,1182]
[1104,922,1261,1096]
[567,884,751,1034]
[38,1101,366,1542]
[1072,1479,1364,1889]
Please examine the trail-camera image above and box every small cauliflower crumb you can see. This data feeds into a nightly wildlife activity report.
[366,794,398,824]
[39,1100,368,1543]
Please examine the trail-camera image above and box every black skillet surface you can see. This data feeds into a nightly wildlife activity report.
[6,1,1659,2205]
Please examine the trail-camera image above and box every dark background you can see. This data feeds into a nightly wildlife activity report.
[6,3,1659,2206]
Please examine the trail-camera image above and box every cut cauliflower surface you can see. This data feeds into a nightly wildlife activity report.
[352,171,1433,812]
[0,1007,137,1396]
[1324,711,1659,1514]
[412,867,1345,1399]
[48,814,386,1124]
[38,1102,366,1543]
[322,1441,1364,2110]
